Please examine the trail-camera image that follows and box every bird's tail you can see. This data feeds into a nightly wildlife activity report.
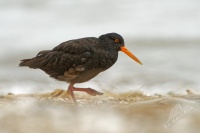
[19,59,31,67]
[19,58,42,69]
[19,50,51,69]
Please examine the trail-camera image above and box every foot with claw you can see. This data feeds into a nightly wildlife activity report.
[67,84,103,104]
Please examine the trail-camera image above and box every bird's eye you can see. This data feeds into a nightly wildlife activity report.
[114,39,120,43]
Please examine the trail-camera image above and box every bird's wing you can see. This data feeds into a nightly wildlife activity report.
[37,38,98,79]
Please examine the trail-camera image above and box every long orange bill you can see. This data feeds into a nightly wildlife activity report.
[120,46,143,65]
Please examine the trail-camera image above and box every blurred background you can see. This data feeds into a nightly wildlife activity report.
[1,1,200,133]
[0,0,200,95]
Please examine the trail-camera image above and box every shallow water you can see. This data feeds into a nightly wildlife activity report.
[1,40,199,95]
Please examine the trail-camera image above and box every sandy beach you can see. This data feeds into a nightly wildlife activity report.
[0,90,200,133]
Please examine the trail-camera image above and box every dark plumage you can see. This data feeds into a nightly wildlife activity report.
[19,33,142,104]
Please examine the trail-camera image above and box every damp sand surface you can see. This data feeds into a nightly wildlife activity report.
[0,90,200,133]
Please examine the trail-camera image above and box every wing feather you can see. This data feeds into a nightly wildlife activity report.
[40,38,97,78]
[19,37,98,79]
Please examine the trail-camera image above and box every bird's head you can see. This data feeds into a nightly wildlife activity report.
[99,33,142,65]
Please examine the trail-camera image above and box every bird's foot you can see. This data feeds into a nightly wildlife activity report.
[39,89,70,99]
[67,84,103,104]
[36,89,72,105]
[49,89,65,97]
[73,87,103,96]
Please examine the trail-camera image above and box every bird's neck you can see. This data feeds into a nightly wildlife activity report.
[95,48,118,69]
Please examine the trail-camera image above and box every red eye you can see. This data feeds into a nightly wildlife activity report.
[114,39,120,43]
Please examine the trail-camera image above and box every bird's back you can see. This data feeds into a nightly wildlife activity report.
[19,37,118,83]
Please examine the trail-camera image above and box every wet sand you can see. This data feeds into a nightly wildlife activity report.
[0,90,200,133]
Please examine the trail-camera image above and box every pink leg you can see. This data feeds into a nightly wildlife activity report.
[73,87,103,96]
[67,84,103,104]
[67,84,78,104]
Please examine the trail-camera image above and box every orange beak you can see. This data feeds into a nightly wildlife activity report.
[120,46,142,65]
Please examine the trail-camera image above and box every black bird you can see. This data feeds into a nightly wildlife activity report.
[19,33,142,104]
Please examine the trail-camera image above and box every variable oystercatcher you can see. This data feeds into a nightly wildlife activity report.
[19,33,142,104]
